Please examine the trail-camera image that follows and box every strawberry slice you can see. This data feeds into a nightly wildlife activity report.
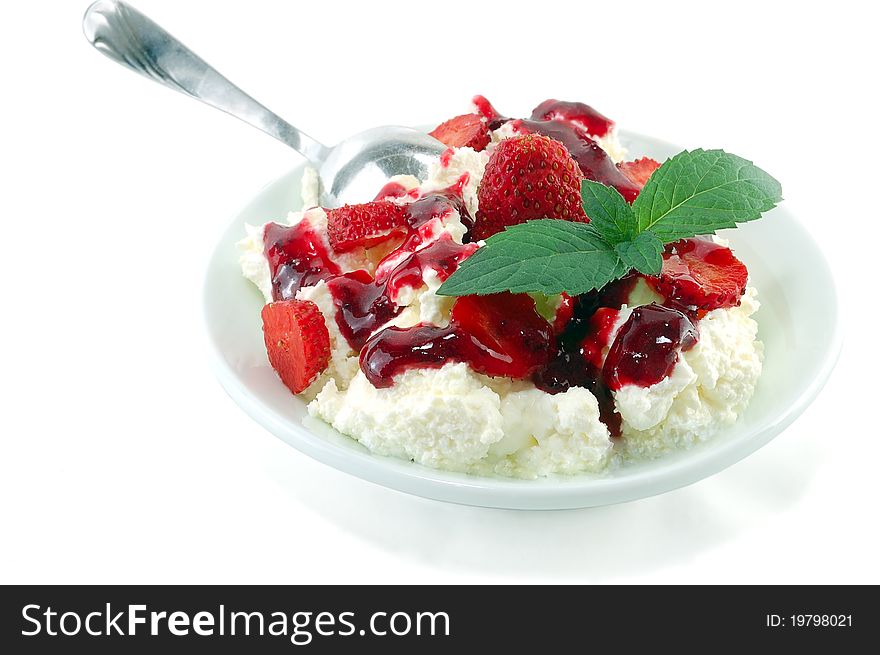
[428,114,491,151]
[649,238,749,311]
[552,293,575,335]
[326,200,408,253]
[617,157,661,188]
[450,293,554,378]
[261,299,331,394]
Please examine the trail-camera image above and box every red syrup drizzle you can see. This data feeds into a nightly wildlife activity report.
[329,232,478,351]
[532,278,638,435]
[439,148,455,167]
[373,181,409,201]
[264,220,341,301]
[374,185,476,280]
[360,293,554,388]
[513,119,641,203]
[604,304,698,391]
[360,324,465,386]
[471,95,508,130]
[530,99,615,138]
[531,275,700,436]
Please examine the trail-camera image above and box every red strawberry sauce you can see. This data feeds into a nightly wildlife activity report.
[532,277,699,435]
[530,99,614,138]
[360,293,554,388]
[603,305,698,391]
[329,184,478,351]
[263,190,476,349]
[373,181,410,201]
[329,234,477,350]
[265,221,341,301]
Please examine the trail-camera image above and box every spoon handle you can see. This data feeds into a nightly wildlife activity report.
[83,0,330,163]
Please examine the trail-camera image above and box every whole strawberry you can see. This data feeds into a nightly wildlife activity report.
[429,113,491,151]
[474,134,586,240]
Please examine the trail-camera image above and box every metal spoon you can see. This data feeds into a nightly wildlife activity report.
[82,0,447,207]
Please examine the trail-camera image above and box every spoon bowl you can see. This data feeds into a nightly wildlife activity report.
[319,125,450,206]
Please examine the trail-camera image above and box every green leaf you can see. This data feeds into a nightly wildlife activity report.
[633,149,783,242]
[614,231,663,276]
[437,220,622,297]
[580,179,638,244]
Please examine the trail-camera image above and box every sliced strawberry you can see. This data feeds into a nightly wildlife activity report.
[261,299,331,394]
[450,292,554,378]
[474,133,587,240]
[617,157,661,188]
[648,237,749,311]
[552,293,575,335]
[579,307,621,369]
[428,114,491,151]
[326,200,408,253]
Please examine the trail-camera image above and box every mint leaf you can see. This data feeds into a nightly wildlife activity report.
[614,231,663,276]
[437,220,621,297]
[580,179,637,244]
[633,149,782,242]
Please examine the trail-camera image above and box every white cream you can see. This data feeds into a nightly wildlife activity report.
[617,287,763,459]
[422,147,489,218]
[309,363,613,479]
[295,281,359,395]
[595,128,628,164]
[301,166,321,208]
[310,364,506,472]
[237,223,273,304]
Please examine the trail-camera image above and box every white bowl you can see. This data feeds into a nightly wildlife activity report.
[203,131,841,510]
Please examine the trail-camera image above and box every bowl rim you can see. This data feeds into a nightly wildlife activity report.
[202,129,843,510]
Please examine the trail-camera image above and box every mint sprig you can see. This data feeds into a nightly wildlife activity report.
[437,149,782,297]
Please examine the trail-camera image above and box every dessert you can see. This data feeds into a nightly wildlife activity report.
[237,97,781,478]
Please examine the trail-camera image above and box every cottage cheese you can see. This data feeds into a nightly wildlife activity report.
[301,166,321,208]
[422,147,489,218]
[238,222,273,303]
[617,287,763,459]
[309,363,613,478]
[295,281,359,396]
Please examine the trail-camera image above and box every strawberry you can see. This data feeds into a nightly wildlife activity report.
[450,292,554,378]
[429,114,491,151]
[326,200,408,253]
[261,300,331,394]
[473,134,587,240]
[617,157,661,188]
[649,237,749,311]
[552,293,575,335]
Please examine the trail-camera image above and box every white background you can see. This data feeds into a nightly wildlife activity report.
[1,0,877,584]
